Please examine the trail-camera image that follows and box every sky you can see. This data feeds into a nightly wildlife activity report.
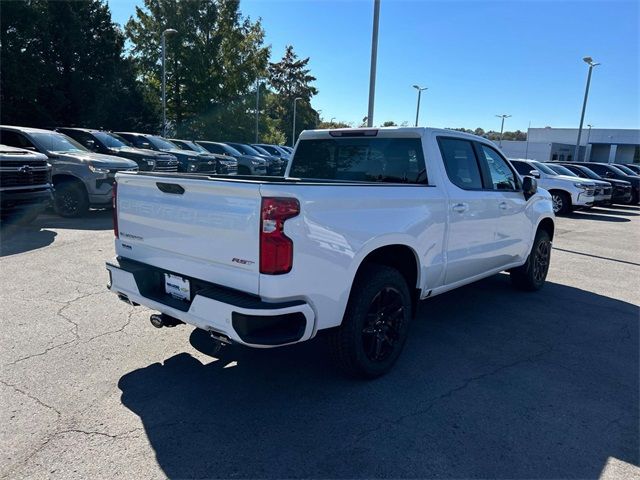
[108,0,639,132]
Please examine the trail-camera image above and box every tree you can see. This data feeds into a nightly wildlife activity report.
[381,121,397,127]
[267,45,319,144]
[0,0,156,129]
[126,0,270,138]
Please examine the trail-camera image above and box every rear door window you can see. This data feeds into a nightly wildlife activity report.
[437,138,483,189]
[290,137,427,183]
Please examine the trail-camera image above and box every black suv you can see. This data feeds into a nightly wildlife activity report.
[56,128,178,173]
[567,162,640,204]
[560,163,633,205]
[0,145,53,224]
[169,139,238,175]
[115,133,218,174]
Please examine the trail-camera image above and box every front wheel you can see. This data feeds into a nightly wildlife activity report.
[510,229,552,291]
[54,181,89,218]
[551,191,571,215]
[328,264,412,379]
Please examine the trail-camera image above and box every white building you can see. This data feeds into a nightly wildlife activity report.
[499,127,640,164]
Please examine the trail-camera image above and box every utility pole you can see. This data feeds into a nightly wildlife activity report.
[412,85,428,127]
[255,78,261,143]
[495,114,511,147]
[366,0,380,127]
[292,97,302,147]
[161,28,178,137]
[574,57,600,162]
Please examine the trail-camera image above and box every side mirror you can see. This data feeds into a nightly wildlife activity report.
[523,176,538,200]
[605,171,614,178]
[528,169,541,179]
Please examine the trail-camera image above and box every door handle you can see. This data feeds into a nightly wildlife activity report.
[499,201,509,210]
[452,203,469,213]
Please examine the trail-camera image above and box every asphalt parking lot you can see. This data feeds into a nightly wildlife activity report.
[0,207,638,479]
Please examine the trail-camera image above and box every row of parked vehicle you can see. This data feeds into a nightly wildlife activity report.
[508,158,640,214]
[0,124,293,220]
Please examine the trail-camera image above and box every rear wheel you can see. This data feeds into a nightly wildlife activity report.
[510,229,552,291]
[550,191,571,215]
[54,181,89,218]
[328,264,412,379]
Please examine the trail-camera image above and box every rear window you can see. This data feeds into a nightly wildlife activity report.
[290,138,427,183]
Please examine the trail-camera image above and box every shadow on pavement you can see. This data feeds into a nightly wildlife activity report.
[118,275,639,479]
[567,211,630,222]
[589,207,640,216]
[0,210,112,257]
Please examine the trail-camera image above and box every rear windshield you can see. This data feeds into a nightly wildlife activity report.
[290,137,427,183]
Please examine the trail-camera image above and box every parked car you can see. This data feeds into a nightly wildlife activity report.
[623,164,640,175]
[169,139,238,175]
[107,127,554,378]
[196,141,267,176]
[509,159,595,214]
[567,162,640,204]
[115,132,217,174]
[250,145,288,175]
[559,163,633,205]
[56,128,178,173]
[280,145,294,155]
[225,142,284,175]
[0,145,53,224]
[545,163,612,206]
[0,126,137,217]
[252,143,291,159]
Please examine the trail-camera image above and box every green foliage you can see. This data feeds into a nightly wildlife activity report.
[381,121,397,127]
[267,45,319,144]
[0,0,156,129]
[317,121,351,129]
[125,0,270,138]
[446,127,527,141]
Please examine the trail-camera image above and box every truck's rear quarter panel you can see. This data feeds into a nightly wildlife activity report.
[259,182,448,329]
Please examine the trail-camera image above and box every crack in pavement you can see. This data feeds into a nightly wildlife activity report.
[0,379,61,417]
[347,344,555,447]
[0,425,144,479]
[6,290,113,366]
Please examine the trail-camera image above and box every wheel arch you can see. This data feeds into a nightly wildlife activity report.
[52,173,84,187]
[536,216,555,241]
[350,243,421,316]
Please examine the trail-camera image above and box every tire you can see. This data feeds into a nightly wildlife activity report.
[510,229,552,291]
[54,181,89,218]
[328,264,412,379]
[550,191,571,215]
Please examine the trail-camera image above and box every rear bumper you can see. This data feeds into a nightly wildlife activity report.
[106,257,315,347]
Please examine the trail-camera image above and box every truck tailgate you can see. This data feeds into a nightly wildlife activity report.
[115,174,262,295]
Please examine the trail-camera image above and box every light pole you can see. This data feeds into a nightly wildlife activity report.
[574,57,600,162]
[330,117,336,124]
[292,97,302,147]
[495,114,511,147]
[586,124,593,144]
[412,85,428,127]
[255,78,261,142]
[161,28,178,137]
[366,0,381,127]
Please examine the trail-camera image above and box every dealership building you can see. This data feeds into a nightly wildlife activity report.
[499,127,640,164]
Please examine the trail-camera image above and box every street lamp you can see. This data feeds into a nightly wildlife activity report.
[292,97,302,147]
[330,117,336,124]
[255,78,262,142]
[412,85,428,127]
[574,56,600,162]
[161,28,178,137]
[586,124,593,144]
[495,114,511,147]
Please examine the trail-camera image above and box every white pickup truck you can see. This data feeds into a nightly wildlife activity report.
[107,128,555,378]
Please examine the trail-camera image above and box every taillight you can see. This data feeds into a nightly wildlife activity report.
[112,182,119,238]
[260,197,300,274]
